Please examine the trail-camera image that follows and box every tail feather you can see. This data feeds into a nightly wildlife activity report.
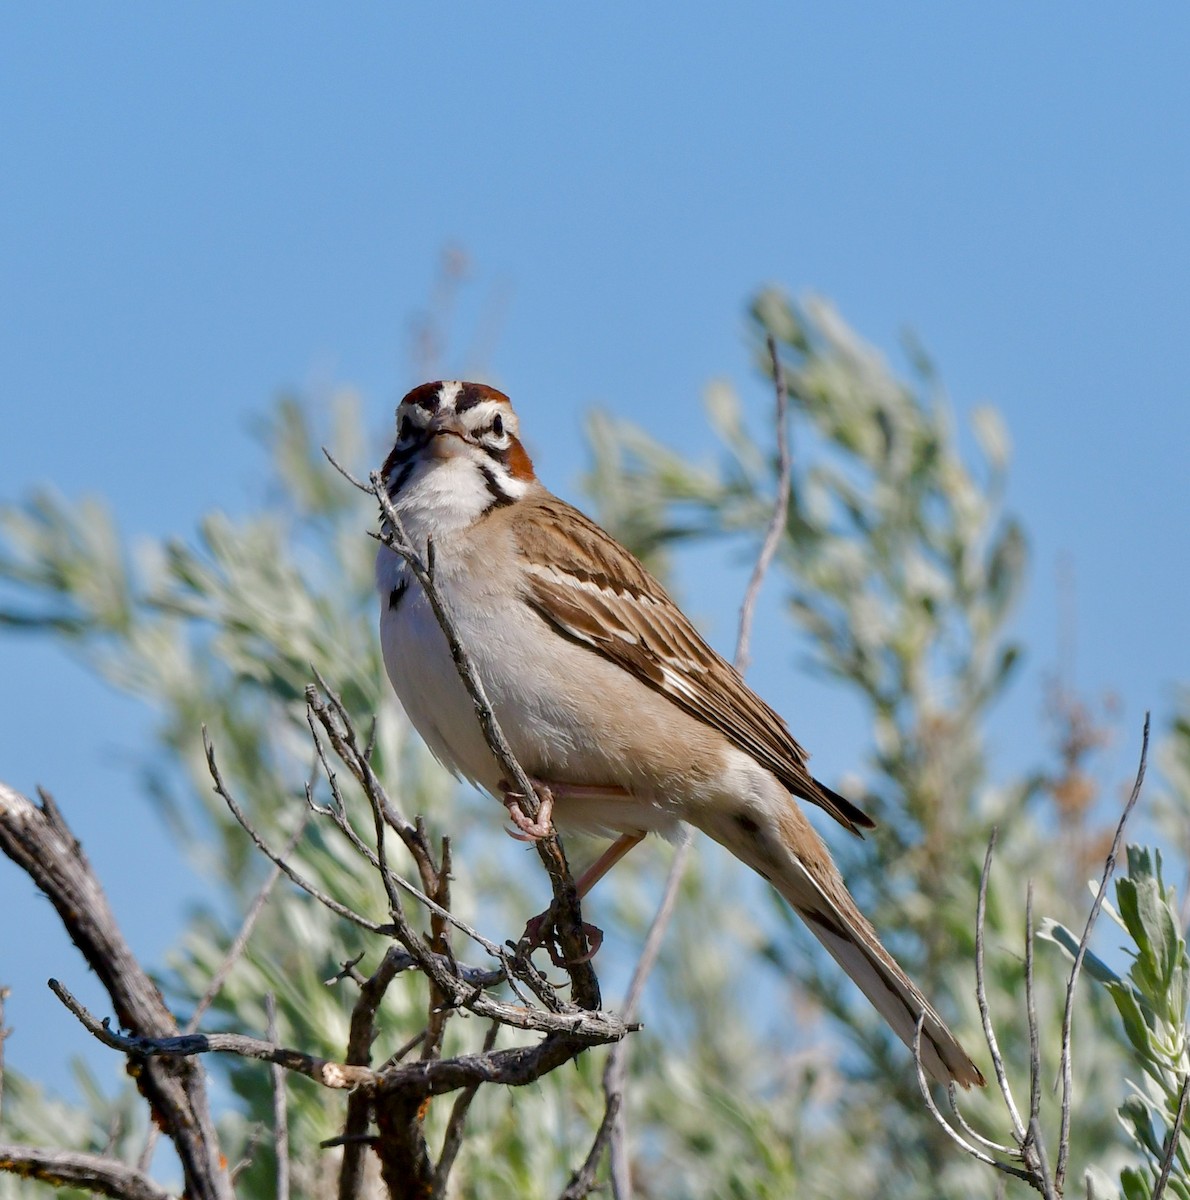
[798,898,985,1088]
[699,795,985,1088]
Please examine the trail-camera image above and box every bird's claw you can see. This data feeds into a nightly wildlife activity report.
[522,910,604,966]
[501,782,554,841]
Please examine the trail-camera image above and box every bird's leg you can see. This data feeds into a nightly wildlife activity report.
[574,829,647,898]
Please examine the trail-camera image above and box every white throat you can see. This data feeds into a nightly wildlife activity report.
[390,455,496,548]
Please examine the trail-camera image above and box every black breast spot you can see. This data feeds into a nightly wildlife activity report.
[389,579,409,611]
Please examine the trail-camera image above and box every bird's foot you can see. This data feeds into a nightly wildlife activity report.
[522,909,604,966]
[501,780,554,841]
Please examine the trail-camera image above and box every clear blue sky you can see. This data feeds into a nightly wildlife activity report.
[3,7,1189,1093]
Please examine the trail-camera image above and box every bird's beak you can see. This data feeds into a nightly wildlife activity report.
[425,412,470,457]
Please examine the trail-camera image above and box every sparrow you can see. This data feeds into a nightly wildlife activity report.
[374,379,984,1088]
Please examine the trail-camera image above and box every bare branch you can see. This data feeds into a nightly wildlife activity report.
[1022,889,1056,1200]
[947,1085,1021,1158]
[52,963,630,1059]
[194,814,311,1033]
[202,732,389,936]
[1152,1073,1190,1200]
[735,333,793,673]
[321,445,373,494]
[605,837,692,1200]
[975,829,1027,1142]
[1055,712,1150,1192]
[558,1092,623,1200]
[350,946,503,992]
[49,979,374,1090]
[338,946,411,1200]
[1027,1115,1056,1200]
[0,1143,177,1200]
[910,1017,1035,1188]
[0,782,232,1200]
[138,811,312,1173]
[1024,886,1042,1138]
[266,994,290,1200]
[431,1021,501,1198]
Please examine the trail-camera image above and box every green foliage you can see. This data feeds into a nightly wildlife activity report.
[0,293,1184,1198]
[1045,846,1190,1199]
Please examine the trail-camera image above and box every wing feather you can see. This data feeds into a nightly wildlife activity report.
[516,496,875,835]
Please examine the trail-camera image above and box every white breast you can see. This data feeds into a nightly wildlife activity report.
[374,529,691,840]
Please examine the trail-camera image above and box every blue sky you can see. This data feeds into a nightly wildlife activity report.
[2,7,1189,1093]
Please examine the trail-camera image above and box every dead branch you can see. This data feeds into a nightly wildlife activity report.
[0,1143,177,1200]
[735,333,792,674]
[0,782,233,1200]
[266,993,290,1200]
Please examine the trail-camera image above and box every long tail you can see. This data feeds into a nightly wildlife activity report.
[698,797,985,1088]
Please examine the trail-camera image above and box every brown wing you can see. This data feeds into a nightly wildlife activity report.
[515,494,874,836]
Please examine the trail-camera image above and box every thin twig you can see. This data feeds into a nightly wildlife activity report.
[307,675,438,890]
[322,446,373,494]
[378,1029,431,1071]
[605,838,692,1200]
[432,1021,501,1198]
[736,334,793,674]
[194,815,311,1034]
[910,1017,1035,1186]
[50,978,374,1090]
[0,984,8,1125]
[1027,1115,1056,1200]
[0,781,233,1200]
[947,1084,1022,1157]
[204,729,388,936]
[1054,712,1149,1192]
[53,974,610,1097]
[266,994,290,1200]
[1020,888,1056,1198]
[1025,886,1043,1139]
[558,1093,623,1200]
[975,828,1027,1143]
[136,812,311,1175]
[228,1125,266,1184]
[1153,1073,1190,1200]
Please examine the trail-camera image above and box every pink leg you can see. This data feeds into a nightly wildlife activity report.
[575,830,647,898]
[522,829,648,965]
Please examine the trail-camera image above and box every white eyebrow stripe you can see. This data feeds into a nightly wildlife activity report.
[461,399,518,433]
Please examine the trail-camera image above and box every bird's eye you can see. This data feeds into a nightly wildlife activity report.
[491,414,505,438]
[399,415,413,441]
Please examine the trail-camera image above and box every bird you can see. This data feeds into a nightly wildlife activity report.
[374,379,985,1088]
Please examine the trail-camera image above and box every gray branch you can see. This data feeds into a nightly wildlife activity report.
[0,782,233,1200]
[0,1143,177,1200]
